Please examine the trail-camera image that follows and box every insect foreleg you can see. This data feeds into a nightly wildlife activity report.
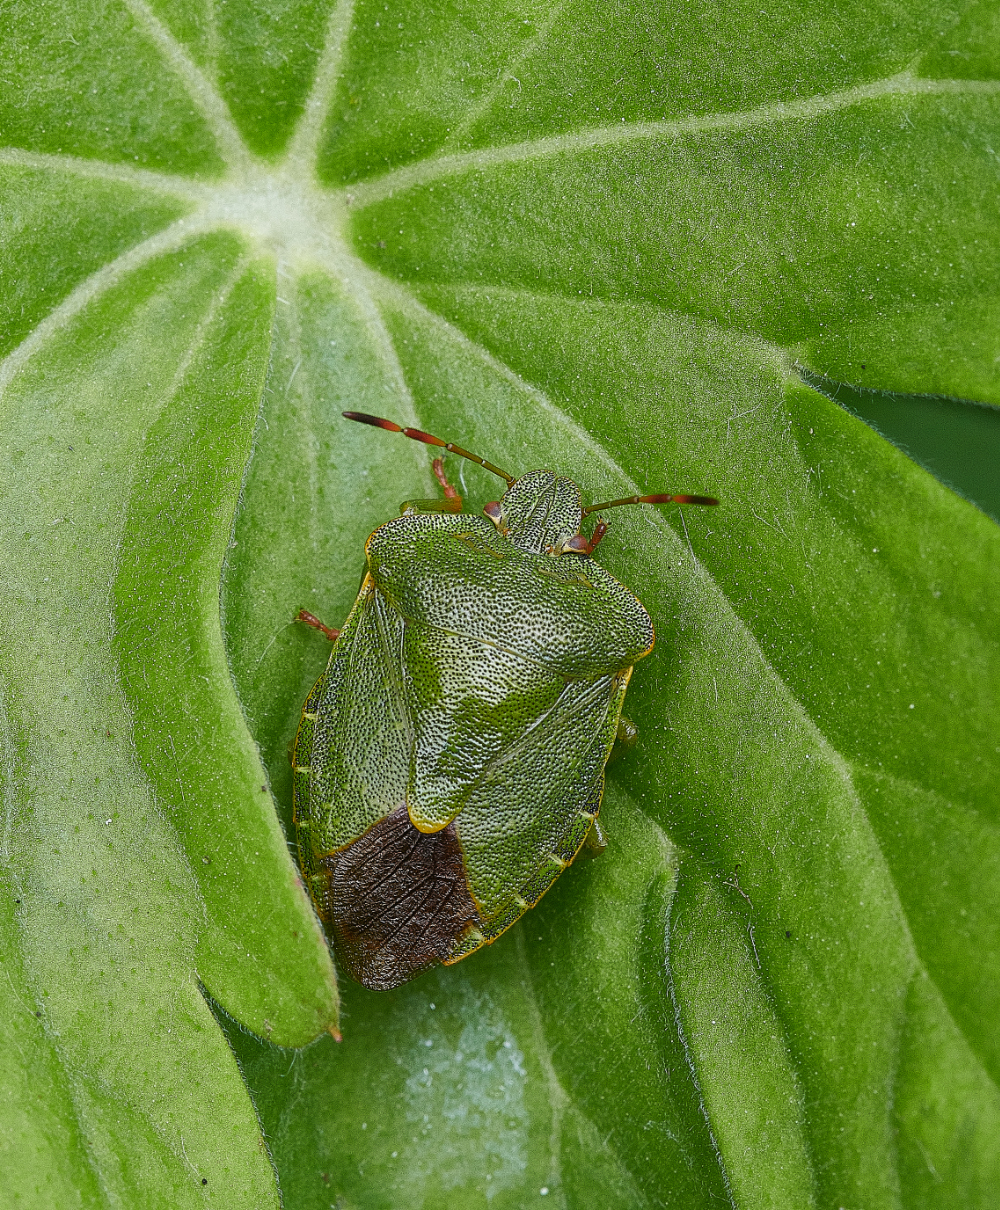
[432,457,461,504]
[296,609,341,643]
[615,714,638,750]
[399,456,464,515]
[561,518,609,555]
[581,818,608,857]
[606,714,638,763]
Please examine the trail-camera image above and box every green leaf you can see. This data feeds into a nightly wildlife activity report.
[2,0,999,1206]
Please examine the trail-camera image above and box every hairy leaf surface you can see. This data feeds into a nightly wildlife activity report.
[1,0,998,1205]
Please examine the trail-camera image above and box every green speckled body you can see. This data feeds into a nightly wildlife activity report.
[293,470,654,988]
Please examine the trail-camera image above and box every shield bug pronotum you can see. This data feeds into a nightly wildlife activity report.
[292,412,718,990]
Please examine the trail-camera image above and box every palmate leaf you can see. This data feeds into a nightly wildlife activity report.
[1,1,998,1207]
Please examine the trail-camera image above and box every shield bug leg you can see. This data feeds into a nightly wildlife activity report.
[399,494,464,515]
[432,457,461,505]
[561,518,609,556]
[607,714,638,764]
[581,817,608,858]
[398,456,465,515]
[296,609,341,643]
[588,519,609,551]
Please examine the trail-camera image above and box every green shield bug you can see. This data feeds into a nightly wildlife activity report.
[292,412,718,990]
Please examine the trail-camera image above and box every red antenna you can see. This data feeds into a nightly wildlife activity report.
[562,491,718,554]
[343,412,514,485]
[583,492,718,515]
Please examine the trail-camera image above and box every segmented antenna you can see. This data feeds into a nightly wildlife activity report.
[343,412,515,485]
[583,492,719,515]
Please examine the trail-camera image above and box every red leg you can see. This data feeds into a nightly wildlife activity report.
[562,519,608,555]
[297,609,340,642]
[398,458,464,515]
[432,457,462,505]
[587,519,608,551]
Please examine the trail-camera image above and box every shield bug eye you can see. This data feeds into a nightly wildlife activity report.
[290,413,718,993]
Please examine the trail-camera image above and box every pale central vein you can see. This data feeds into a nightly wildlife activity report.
[345,72,1000,206]
[2,71,993,219]
[123,0,252,173]
[282,0,356,178]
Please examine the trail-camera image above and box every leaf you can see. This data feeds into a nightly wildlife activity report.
[0,234,289,1203]
[2,1,999,1207]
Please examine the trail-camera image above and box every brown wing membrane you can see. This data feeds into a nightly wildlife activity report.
[320,805,481,990]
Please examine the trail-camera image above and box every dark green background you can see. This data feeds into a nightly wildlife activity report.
[807,374,1000,523]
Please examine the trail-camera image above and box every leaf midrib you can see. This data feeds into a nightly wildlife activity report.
[3,72,996,206]
[1,53,993,409]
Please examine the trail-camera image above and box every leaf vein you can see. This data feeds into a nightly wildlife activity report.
[122,0,252,172]
[344,73,1000,208]
[0,215,222,400]
[282,0,356,182]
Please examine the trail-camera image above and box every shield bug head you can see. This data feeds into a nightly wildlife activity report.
[484,469,583,554]
[292,412,718,990]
